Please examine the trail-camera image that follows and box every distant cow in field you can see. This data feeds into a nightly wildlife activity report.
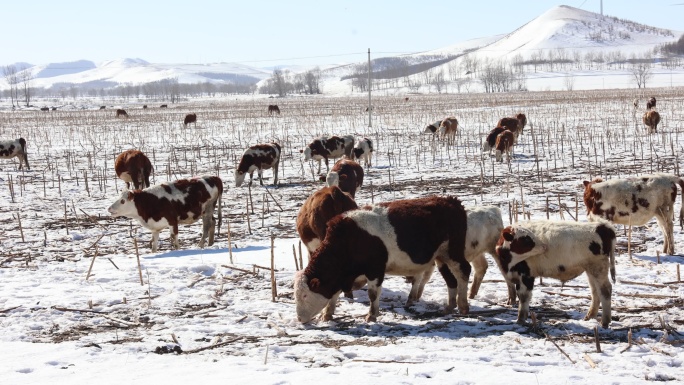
[404,97,409,101]
[51,107,57,111]
[116,109,128,118]
[142,105,148,109]
[235,142,281,187]
[0,138,30,170]
[495,220,616,328]
[184,113,197,128]
[114,149,153,190]
[294,196,471,323]
[351,137,373,168]
[497,113,527,139]
[325,159,364,198]
[40,107,49,112]
[646,97,656,110]
[302,135,354,174]
[643,110,660,134]
[160,104,168,108]
[99,106,106,110]
[583,173,684,255]
[633,99,638,109]
[495,130,515,162]
[438,117,458,144]
[268,105,280,115]
[108,175,223,252]
[424,120,443,136]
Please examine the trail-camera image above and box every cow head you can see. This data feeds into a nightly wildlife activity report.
[234,168,247,187]
[293,271,330,323]
[326,171,340,187]
[582,178,604,215]
[108,191,137,217]
[495,226,548,268]
[302,146,313,161]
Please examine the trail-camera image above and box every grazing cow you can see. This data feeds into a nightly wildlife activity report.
[497,113,527,139]
[235,142,281,187]
[482,126,506,154]
[495,220,616,328]
[583,173,684,255]
[142,105,148,109]
[438,117,458,144]
[160,104,168,108]
[40,107,49,112]
[108,176,223,252]
[268,104,281,115]
[495,130,515,163]
[325,159,364,198]
[646,97,656,110]
[633,99,638,109]
[296,185,359,256]
[51,107,57,111]
[643,110,661,134]
[99,106,106,110]
[301,135,354,174]
[114,149,153,190]
[116,109,128,118]
[184,113,197,128]
[0,138,30,170]
[424,120,443,135]
[351,137,373,168]
[404,97,409,101]
[294,196,471,323]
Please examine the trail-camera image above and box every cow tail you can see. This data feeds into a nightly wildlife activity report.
[217,186,223,234]
[609,239,616,284]
[679,179,684,229]
[18,137,27,152]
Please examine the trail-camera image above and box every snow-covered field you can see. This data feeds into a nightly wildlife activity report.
[1,89,682,384]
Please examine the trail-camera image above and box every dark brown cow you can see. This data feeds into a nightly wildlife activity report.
[301,135,354,174]
[114,149,153,190]
[294,196,471,323]
[497,113,527,138]
[582,173,684,255]
[0,138,29,170]
[51,107,57,111]
[643,110,660,134]
[495,220,616,328]
[40,107,49,112]
[108,176,223,252]
[325,159,364,198]
[184,113,197,128]
[99,106,106,110]
[116,109,128,118]
[235,142,281,187]
[482,126,506,153]
[268,105,281,115]
[142,105,148,109]
[646,97,656,110]
[160,104,168,108]
[495,130,515,162]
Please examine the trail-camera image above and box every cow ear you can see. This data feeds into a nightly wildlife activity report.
[583,180,590,187]
[299,149,303,153]
[309,278,320,290]
[502,228,514,242]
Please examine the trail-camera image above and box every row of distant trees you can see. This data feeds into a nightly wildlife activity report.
[258,67,322,97]
[3,65,35,107]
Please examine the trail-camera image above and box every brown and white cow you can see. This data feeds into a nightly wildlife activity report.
[646,97,656,110]
[495,130,515,163]
[495,220,616,328]
[497,113,527,139]
[294,196,470,323]
[482,126,506,154]
[184,113,197,128]
[633,99,639,109]
[424,120,443,135]
[583,173,684,255]
[108,176,223,252]
[235,142,281,187]
[643,110,661,134]
[116,109,128,118]
[325,159,364,198]
[351,137,373,168]
[114,149,153,190]
[438,117,458,144]
[301,135,354,174]
[268,105,280,115]
[0,138,29,170]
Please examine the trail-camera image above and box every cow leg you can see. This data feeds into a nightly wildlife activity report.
[324,158,330,174]
[273,161,279,186]
[440,259,471,315]
[258,169,264,186]
[366,279,382,322]
[151,231,160,252]
[585,273,612,328]
[321,292,341,321]
[436,260,458,314]
[406,264,434,306]
[248,172,254,187]
[468,253,488,299]
[515,275,535,325]
[656,207,674,255]
[172,225,180,249]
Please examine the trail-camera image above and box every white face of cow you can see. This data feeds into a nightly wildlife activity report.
[107,191,138,218]
[235,169,246,187]
[302,147,312,161]
[325,171,339,187]
[293,271,329,323]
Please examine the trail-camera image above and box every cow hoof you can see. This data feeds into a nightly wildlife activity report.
[365,314,377,323]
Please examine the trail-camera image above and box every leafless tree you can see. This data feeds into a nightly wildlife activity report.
[629,54,653,89]
[19,67,34,106]
[3,65,19,107]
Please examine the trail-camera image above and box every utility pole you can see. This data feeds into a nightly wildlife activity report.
[368,48,372,128]
[600,0,603,17]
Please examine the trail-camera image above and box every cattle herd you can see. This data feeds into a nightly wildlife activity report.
[0,94,678,331]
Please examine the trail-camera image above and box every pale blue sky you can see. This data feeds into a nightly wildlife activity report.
[3,0,682,67]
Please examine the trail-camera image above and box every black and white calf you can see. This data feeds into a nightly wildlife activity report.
[0,138,29,170]
[294,196,470,323]
[351,137,373,168]
[108,176,223,252]
[235,142,281,187]
[494,220,616,328]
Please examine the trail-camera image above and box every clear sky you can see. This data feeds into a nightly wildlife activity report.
[2,0,682,68]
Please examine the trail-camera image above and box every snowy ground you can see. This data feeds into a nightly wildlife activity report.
[0,89,682,384]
